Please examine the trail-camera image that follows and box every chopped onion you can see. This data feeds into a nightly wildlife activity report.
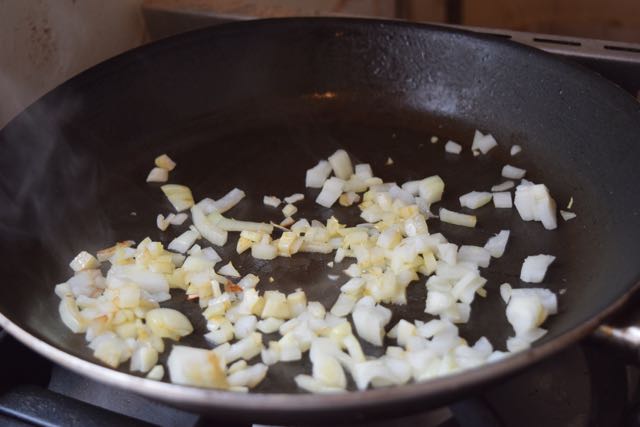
[491,181,514,192]
[168,346,228,389]
[191,205,228,247]
[445,140,462,154]
[219,262,240,277]
[439,208,477,228]
[458,246,491,268]
[514,183,557,230]
[282,204,298,218]
[484,230,510,258]
[69,251,99,272]
[510,145,522,156]
[263,196,281,208]
[169,213,188,225]
[459,191,492,209]
[471,130,498,154]
[146,167,168,183]
[146,308,194,340]
[492,192,512,208]
[499,283,512,303]
[212,188,245,214]
[167,229,200,253]
[330,293,357,317]
[316,177,345,208]
[501,165,527,180]
[146,365,165,380]
[306,160,333,188]
[560,210,576,221]
[328,149,353,180]
[213,215,273,234]
[418,176,445,204]
[284,193,304,204]
[161,184,194,212]
[355,163,373,179]
[155,154,176,171]
[520,254,555,283]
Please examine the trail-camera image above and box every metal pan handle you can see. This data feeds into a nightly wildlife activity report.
[591,291,640,363]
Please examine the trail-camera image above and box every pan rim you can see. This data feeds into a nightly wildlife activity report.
[2,16,640,418]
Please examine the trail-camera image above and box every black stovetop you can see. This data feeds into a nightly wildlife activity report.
[1,18,640,427]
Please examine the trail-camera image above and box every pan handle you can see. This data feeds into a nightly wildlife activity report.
[590,291,640,363]
[593,324,640,359]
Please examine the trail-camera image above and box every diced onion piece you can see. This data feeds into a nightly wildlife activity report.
[69,251,99,272]
[328,149,353,180]
[306,160,333,188]
[218,262,240,278]
[59,296,86,333]
[257,317,284,334]
[439,208,476,228]
[510,288,557,314]
[316,177,345,208]
[252,241,277,260]
[484,230,510,258]
[282,204,298,217]
[191,205,228,246]
[284,193,304,204]
[168,229,200,253]
[445,140,462,154]
[386,157,394,165]
[155,154,176,171]
[234,316,258,339]
[157,214,170,231]
[510,145,522,156]
[226,333,263,363]
[330,293,358,317]
[520,254,556,283]
[506,295,547,336]
[567,197,574,209]
[501,165,527,179]
[355,163,373,179]
[458,246,491,268]
[146,308,193,340]
[514,183,557,230]
[471,130,498,154]
[492,192,513,208]
[237,274,259,290]
[491,181,514,192]
[212,188,245,214]
[227,363,268,388]
[146,365,165,380]
[418,176,445,204]
[130,346,158,373]
[214,216,273,234]
[560,210,576,221]
[261,291,291,319]
[167,346,228,389]
[263,196,281,208]
[459,191,492,209]
[500,283,512,304]
[161,184,194,212]
[312,353,347,389]
[146,167,168,183]
[169,213,188,225]
[295,374,343,393]
[352,297,392,346]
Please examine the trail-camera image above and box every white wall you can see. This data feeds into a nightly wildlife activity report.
[0,0,147,127]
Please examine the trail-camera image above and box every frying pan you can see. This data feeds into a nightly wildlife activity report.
[0,18,639,424]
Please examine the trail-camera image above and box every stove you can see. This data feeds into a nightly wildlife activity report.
[2,11,640,427]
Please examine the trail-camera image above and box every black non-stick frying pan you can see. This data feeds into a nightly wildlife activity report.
[0,18,639,424]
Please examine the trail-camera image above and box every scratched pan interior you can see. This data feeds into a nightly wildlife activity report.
[1,18,640,423]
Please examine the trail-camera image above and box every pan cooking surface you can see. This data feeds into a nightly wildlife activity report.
[0,18,639,419]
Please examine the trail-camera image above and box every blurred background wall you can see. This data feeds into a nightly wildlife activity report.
[1,0,639,127]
